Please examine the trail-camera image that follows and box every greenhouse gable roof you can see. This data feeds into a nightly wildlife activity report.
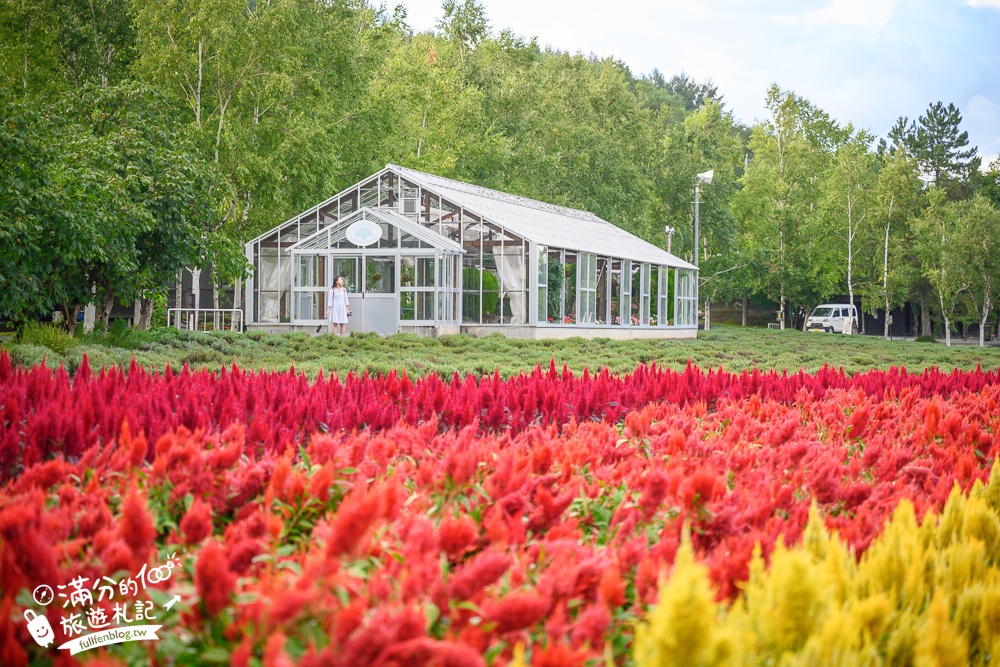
[288,207,464,253]
[388,165,697,270]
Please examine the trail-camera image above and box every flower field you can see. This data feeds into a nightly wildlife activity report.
[2,348,1000,665]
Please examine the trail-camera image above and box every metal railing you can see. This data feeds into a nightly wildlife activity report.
[167,308,244,332]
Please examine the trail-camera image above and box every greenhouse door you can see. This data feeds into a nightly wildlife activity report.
[361,256,397,335]
[328,256,361,334]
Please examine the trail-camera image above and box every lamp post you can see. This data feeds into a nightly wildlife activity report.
[693,170,713,267]
[694,170,713,331]
[664,226,675,254]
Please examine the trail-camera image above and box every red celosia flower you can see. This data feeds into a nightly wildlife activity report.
[308,462,337,503]
[597,564,626,609]
[486,591,548,634]
[180,498,213,545]
[0,594,28,667]
[333,597,367,645]
[269,588,310,627]
[448,550,511,600]
[639,471,669,519]
[100,539,134,576]
[847,403,870,440]
[211,423,246,469]
[438,515,478,559]
[119,484,156,559]
[326,488,381,558]
[635,555,660,605]
[571,603,612,649]
[765,417,798,446]
[266,453,293,506]
[195,540,236,616]
[679,469,726,510]
[68,652,128,667]
[122,420,148,470]
[263,631,294,667]
[531,642,591,667]
[231,638,253,667]
[925,398,941,439]
[226,538,262,575]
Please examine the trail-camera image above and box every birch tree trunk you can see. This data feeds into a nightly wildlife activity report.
[920,294,931,337]
[939,292,952,347]
[980,281,991,347]
[881,197,894,339]
[191,268,201,309]
[233,276,242,311]
[97,292,115,331]
[138,298,154,330]
[66,305,81,333]
[846,195,855,317]
[779,226,786,330]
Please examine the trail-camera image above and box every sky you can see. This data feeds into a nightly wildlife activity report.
[400,0,1000,167]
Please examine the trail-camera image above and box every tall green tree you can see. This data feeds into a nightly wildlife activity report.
[951,196,1000,346]
[733,86,843,327]
[0,0,135,92]
[436,0,489,62]
[891,102,980,199]
[0,84,221,327]
[913,189,964,345]
[132,0,396,304]
[819,128,877,321]
[858,146,921,338]
[979,157,1000,210]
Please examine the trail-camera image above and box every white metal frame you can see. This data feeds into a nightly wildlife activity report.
[168,308,244,332]
[287,208,462,328]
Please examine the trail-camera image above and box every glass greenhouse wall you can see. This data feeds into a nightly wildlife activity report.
[246,165,698,334]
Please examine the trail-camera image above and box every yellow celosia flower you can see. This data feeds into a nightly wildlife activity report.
[633,462,1000,667]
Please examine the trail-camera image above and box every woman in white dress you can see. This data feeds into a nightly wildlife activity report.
[326,276,351,336]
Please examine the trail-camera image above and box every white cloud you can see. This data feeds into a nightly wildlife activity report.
[968,0,1000,9]
[777,0,900,30]
[965,95,1000,169]
[967,94,1000,122]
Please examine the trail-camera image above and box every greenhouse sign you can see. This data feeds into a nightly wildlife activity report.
[346,220,382,246]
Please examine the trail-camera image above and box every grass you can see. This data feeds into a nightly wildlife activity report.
[4,322,1000,379]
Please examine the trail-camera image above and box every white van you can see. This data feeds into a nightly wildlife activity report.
[806,304,859,334]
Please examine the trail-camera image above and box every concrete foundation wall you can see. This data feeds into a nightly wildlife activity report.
[460,326,698,340]
[398,325,462,338]
[246,323,697,340]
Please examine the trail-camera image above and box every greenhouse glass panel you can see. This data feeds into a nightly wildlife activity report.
[537,248,548,324]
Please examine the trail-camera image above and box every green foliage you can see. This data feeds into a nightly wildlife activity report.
[547,258,564,321]
[8,327,1000,381]
[733,86,846,315]
[891,102,981,198]
[16,322,78,356]
[0,84,236,324]
[437,0,490,61]
[462,267,499,318]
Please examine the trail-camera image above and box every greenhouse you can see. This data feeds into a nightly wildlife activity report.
[245,165,698,338]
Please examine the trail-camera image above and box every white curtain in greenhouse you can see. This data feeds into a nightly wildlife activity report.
[495,247,526,324]
[259,252,289,323]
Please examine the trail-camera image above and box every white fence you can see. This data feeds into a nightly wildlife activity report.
[167,308,244,332]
